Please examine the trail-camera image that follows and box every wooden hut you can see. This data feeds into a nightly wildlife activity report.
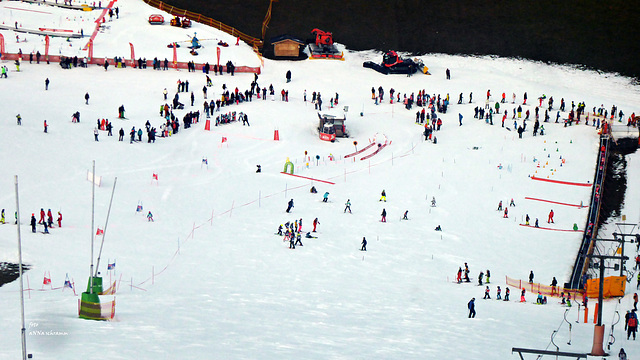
[271,35,306,58]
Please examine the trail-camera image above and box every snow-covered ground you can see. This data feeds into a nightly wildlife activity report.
[1,1,639,359]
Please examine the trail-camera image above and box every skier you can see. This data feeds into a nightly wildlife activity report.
[457,267,463,283]
[627,309,637,340]
[496,286,502,300]
[47,209,53,227]
[403,210,408,220]
[551,277,558,295]
[289,236,295,249]
[322,192,329,203]
[286,199,294,213]
[483,286,491,299]
[497,200,502,211]
[30,214,36,233]
[529,270,534,283]
[486,269,491,283]
[45,78,49,90]
[535,218,539,228]
[361,237,367,251]
[39,208,45,224]
[381,208,387,222]
[445,68,450,80]
[147,211,154,222]
[85,92,90,104]
[0,209,4,224]
[525,214,530,225]
[504,287,510,301]
[510,198,516,206]
[344,199,352,213]
[163,88,168,100]
[458,113,463,126]
[286,70,291,83]
[43,120,48,133]
[468,298,476,318]
[294,233,303,247]
[503,208,508,218]
[431,197,436,207]
[94,127,99,141]
[119,127,125,141]
[312,217,319,232]
[464,263,470,282]
[16,114,22,125]
[478,271,484,285]
[520,288,526,302]
[43,221,49,234]
[379,190,386,202]
[548,209,554,223]
[57,211,62,227]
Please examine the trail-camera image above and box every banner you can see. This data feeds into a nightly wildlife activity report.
[129,42,135,67]
[172,43,177,69]
[44,35,50,60]
[216,47,220,67]
[0,33,4,56]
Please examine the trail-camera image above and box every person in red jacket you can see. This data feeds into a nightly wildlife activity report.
[548,209,555,223]
[39,208,45,224]
[312,217,319,232]
[57,211,62,227]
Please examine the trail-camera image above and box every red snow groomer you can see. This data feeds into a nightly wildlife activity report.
[308,29,344,60]
[363,50,429,75]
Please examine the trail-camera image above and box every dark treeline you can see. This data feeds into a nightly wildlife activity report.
[164,0,640,79]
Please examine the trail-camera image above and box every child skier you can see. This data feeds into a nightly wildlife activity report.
[344,199,352,213]
[147,211,154,222]
[380,208,387,222]
[323,192,329,202]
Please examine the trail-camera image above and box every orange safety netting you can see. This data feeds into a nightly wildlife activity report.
[505,276,583,298]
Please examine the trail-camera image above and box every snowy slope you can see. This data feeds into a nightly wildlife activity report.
[0,1,639,359]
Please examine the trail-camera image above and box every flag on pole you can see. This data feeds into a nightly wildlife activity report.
[107,261,116,270]
[43,276,51,285]
[64,279,73,289]
[96,228,104,235]
[221,137,227,143]
[152,173,158,180]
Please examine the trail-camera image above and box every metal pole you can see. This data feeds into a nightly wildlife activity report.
[15,175,27,360]
[597,261,604,326]
[95,177,117,276]
[90,161,95,294]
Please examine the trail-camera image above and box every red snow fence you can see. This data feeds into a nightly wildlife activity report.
[280,172,335,185]
[524,197,586,208]
[531,176,592,187]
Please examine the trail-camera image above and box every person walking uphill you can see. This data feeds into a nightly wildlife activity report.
[360,237,367,251]
[286,199,294,213]
[381,208,387,222]
[548,209,554,223]
[85,92,90,105]
[379,190,386,202]
[468,298,476,318]
[344,199,352,213]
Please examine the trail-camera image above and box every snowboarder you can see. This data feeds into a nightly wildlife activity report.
[286,199,294,213]
[312,217,319,232]
[379,190,386,202]
[147,211,154,222]
[361,237,367,251]
[381,208,387,222]
[30,214,36,233]
[322,192,329,202]
[548,209,554,223]
[344,199,352,213]
[468,298,476,318]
